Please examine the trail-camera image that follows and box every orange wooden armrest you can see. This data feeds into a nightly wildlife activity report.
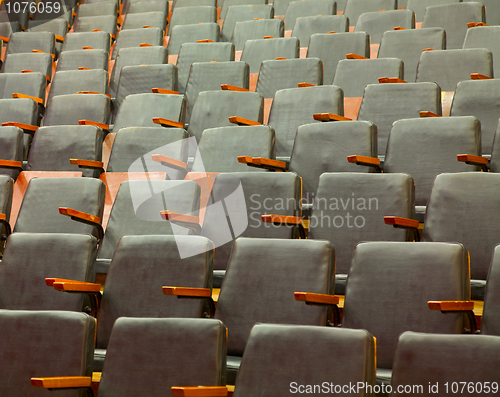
[59,207,101,224]
[328,31,336,34]
[78,67,91,70]
[220,84,249,92]
[1,122,38,132]
[69,159,104,171]
[347,155,381,171]
[252,157,287,171]
[152,88,180,95]
[261,214,302,225]
[162,287,211,298]
[151,154,187,171]
[77,91,111,99]
[53,281,101,292]
[393,26,405,30]
[428,301,474,311]
[263,35,274,39]
[45,278,90,287]
[152,117,184,128]
[422,48,434,51]
[78,120,110,130]
[12,93,43,105]
[0,160,23,169]
[346,53,368,59]
[143,25,153,28]
[0,213,5,220]
[55,35,65,42]
[298,82,315,87]
[294,292,339,305]
[160,211,201,234]
[457,154,488,171]
[419,111,440,117]
[140,43,153,47]
[31,377,92,389]
[32,49,55,59]
[384,216,419,229]
[228,116,262,126]
[196,39,214,43]
[313,113,351,122]
[0,35,9,42]
[172,386,228,397]
[82,46,94,50]
[467,22,488,28]
[470,73,492,80]
[275,57,287,60]
[21,69,34,74]
[237,156,253,165]
[378,77,407,83]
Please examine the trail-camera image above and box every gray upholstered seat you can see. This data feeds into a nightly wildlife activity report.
[490,125,500,173]
[43,93,110,127]
[307,31,369,84]
[406,0,460,23]
[0,310,95,397]
[415,48,492,91]
[73,15,118,39]
[167,22,220,55]
[220,0,267,20]
[120,11,167,31]
[357,81,442,156]
[173,0,216,7]
[47,69,109,104]
[241,37,299,74]
[0,72,46,107]
[55,48,108,71]
[168,6,217,35]
[221,4,274,42]
[378,28,445,82]
[6,31,55,57]
[473,0,500,25]
[234,324,377,394]
[0,174,13,239]
[344,0,397,27]
[111,27,163,59]
[354,9,415,44]
[291,15,349,49]
[1,52,53,81]
[463,26,500,77]
[343,241,471,385]
[76,1,117,18]
[0,233,98,311]
[284,0,336,31]
[0,1,31,28]
[26,18,68,58]
[273,0,294,15]
[421,2,485,49]
[122,0,168,15]
[215,237,335,383]
[268,85,343,160]
[0,126,23,180]
[61,31,111,53]
[481,245,500,336]
[232,18,283,51]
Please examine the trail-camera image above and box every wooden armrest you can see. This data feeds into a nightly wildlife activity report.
[394,26,405,30]
[53,281,101,293]
[237,156,253,165]
[162,287,211,298]
[228,116,262,126]
[220,84,249,92]
[196,39,214,43]
[31,377,92,389]
[32,49,55,59]
[0,160,23,170]
[70,159,104,170]
[1,122,38,133]
[419,111,440,117]
[328,31,336,34]
[160,211,201,234]
[151,154,187,171]
[21,69,34,74]
[467,22,488,28]
[152,117,184,128]
[82,46,94,50]
[0,35,9,42]
[378,77,407,83]
[45,278,90,287]
[152,88,180,95]
[428,301,474,311]
[294,292,339,305]
[346,53,368,59]
[252,157,287,171]
[346,155,381,171]
[422,48,434,52]
[78,67,91,70]
[275,57,287,60]
[261,214,302,225]
[172,386,228,397]
[78,120,110,130]
[470,73,492,80]
[55,35,65,42]
[143,25,152,28]
[12,93,43,105]
[139,43,152,47]
[59,207,103,241]
[77,91,111,99]
[298,82,315,87]
[313,113,351,122]
[384,216,419,229]
[457,154,488,166]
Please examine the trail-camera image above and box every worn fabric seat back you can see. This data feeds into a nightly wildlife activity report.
[241,37,299,73]
[232,18,283,51]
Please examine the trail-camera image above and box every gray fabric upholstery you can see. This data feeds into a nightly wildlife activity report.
[0,310,95,397]
[482,245,500,336]
[0,1,31,28]
[77,1,117,18]
[168,6,217,35]
[421,2,485,49]
[309,173,415,286]
[307,31,369,84]
[220,0,267,20]
[124,0,168,14]
[167,22,220,55]
[73,15,118,38]
[241,37,299,73]
[451,79,500,155]
[468,0,500,25]
[107,126,188,180]
[392,332,500,391]
[193,125,275,172]
[6,31,55,56]
[378,28,446,82]
[0,174,13,238]
[221,5,274,42]
[0,233,98,311]
[202,173,302,273]
[289,121,377,205]
[416,48,493,91]
[463,26,500,80]
[173,0,216,7]
[43,93,110,126]
[256,57,323,99]
[384,116,481,207]
[2,52,52,80]
[354,9,415,44]
[27,125,103,178]
[268,85,343,159]
[185,61,249,123]
[97,180,200,261]
[232,18,283,51]
[284,0,336,31]
[112,93,186,131]
[0,21,19,41]
[188,90,263,146]
[121,11,167,31]
[0,72,46,105]
[490,124,500,173]
[14,177,105,236]
[344,0,397,26]
[111,27,163,59]
[56,49,108,72]
[48,69,108,104]
[423,173,500,290]
[60,31,111,53]
[26,18,68,58]
[292,15,349,48]
[234,324,376,396]
[333,57,403,97]
[343,241,470,371]
[406,0,460,23]
[97,318,226,397]
[273,0,294,15]
[357,82,442,156]
[0,126,23,180]
[113,64,178,119]
[177,42,234,93]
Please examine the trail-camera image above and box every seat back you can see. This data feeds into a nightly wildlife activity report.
[354,9,415,44]
[463,26,500,80]
[48,69,109,104]
[56,48,108,71]
[482,245,500,336]
[284,0,336,30]
[2,52,52,80]
[232,18,284,51]
[43,93,110,126]
[111,27,163,59]
[292,15,348,49]
[167,22,220,55]
[61,31,111,53]
[344,0,397,26]
[220,0,268,20]
[221,4,274,42]
[0,126,24,180]
[406,0,459,23]
[168,6,217,35]
[0,72,46,105]
[241,37,299,74]
[6,31,55,56]
[120,11,167,31]
[0,174,13,238]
